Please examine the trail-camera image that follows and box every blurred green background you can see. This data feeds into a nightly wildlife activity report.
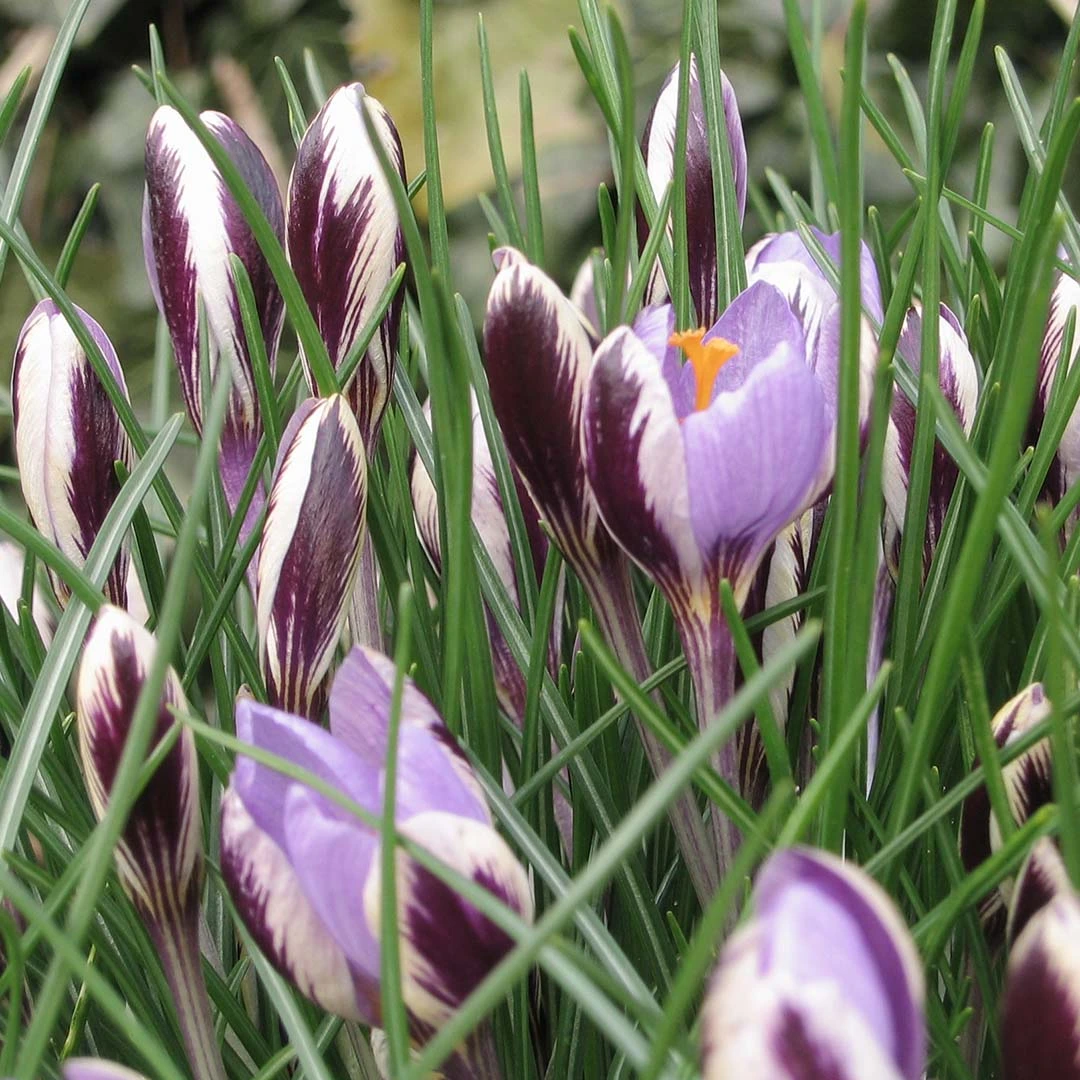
[0,0,1072,389]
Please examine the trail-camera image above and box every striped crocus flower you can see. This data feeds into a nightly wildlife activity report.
[883,303,979,577]
[221,646,532,1074]
[143,105,285,533]
[286,82,406,452]
[702,847,925,1080]
[483,247,719,903]
[960,683,1053,945]
[640,55,747,327]
[12,300,131,608]
[257,395,367,719]
[582,285,831,867]
[76,606,224,1080]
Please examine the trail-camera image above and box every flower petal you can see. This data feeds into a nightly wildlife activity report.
[257,395,367,717]
[1007,838,1073,947]
[63,1060,152,1080]
[641,58,746,326]
[286,84,406,446]
[584,325,704,597]
[12,300,131,606]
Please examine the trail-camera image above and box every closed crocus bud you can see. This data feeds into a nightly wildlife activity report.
[76,607,225,1080]
[257,395,367,718]
[960,684,1053,942]
[641,56,747,327]
[0,539,55,646]
[702,847,925,1080]
[883,303,979,576]
[287,83,406,450]
[221,646,533,1070]
[1002,885,1080,1080]
[1007,838,1072,947]
[410,396,553,722]
[143,105,285,529]
[12,301,132,608]
[63,1061,152,1080]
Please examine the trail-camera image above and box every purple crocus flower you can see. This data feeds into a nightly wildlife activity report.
[883,303,979,576]
[286,82,406,452]
[701,847,926,1080]
[483,247,719,902]
[1002,882,1080,1080]
[12,300,132,608]
[220,646,532,1074]
[257,394,367,719]
[583,284,830,866]
[76,606,225,1080]
[143,105,285,533]
[960,684,1053,944]
[640,56,747,327]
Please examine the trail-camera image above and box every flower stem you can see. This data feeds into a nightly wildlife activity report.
[584,562,720,904]
[350,534,384,650]
[151,907,227,1080]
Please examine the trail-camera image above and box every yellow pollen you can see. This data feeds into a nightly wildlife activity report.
[669,329,740,412]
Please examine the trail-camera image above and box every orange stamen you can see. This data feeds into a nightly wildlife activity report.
[669,329,740,412]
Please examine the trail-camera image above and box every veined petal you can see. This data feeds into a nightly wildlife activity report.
[682,345,828,603]
[1003,890,1080,1080]
[287,83,406,447]
[641,57,746,326]
[584,325,704,597]
[220,785,376,1021]
[257,395,367,718]
[328,646,490,824]
[483,250,611,570]
[703,847,924,1080]
[12,300,131,606]
[75,606,201,923]
[884,304,979,569]
[143,105,284,514]
[0,540,55,646]
[364,809,533,1031]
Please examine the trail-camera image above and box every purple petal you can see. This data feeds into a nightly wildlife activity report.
[682,345,827,600]
[1003,891,1080,1080]
[220,784,376,1021]
[365,810,533,1030]
[287,84,406,448]
[328,646,490,824]
[257,395,367,718]
[75,606,201,923]
[483,250,614,570]
[12,300,131,607]
[143,105,284,517]
[641,58,747,326]
[584,326,705,597]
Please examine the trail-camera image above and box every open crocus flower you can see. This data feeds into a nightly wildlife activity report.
[12,300,132,608]
[257,395,367,719]
[287,82,406,452]
[221,645,532,1075]
[143,105,285,534]
[883,303,979,576]
[702,847,925,1080]
[960,684,1053,944]
[1002,882,1080,1080]
[583,283,830,865]
[640,56,747,326]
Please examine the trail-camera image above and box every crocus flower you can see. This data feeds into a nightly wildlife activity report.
[960,684,1052,943]
[1030,253,1080,513]
[883,303,979,576]
[221,646,532,1076]
[483,247,719,901]
[286,82,406,451]
[701,846,925,1080]
[1006,837,1072,947]
[583,286,830,866]
[1002,883,1080,1079]
[640,56,747,327]
[257,394,367,718]
[143,105,285,532]
[76,606,225,1080]
[12,300,132,608]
